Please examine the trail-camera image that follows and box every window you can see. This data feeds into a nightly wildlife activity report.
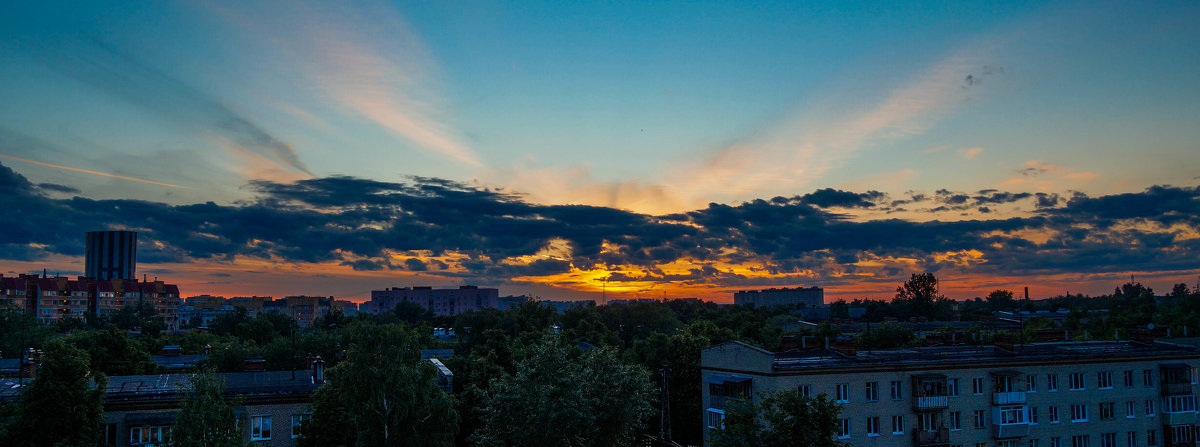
[1030,440,1040,447]
[1030,406,1039,424]
[1145,399,1155,416]
[866,382,879,401]
[949,378,960,396]
[705,409,725,429]
[838,418,850,438]
[1049,406,1060,423]
[1164,395,1197,413]
[891,415,904,434]
[890,380,903,400]
[291,413,311,438]
[1128,431,1139,447]
[798,384,811,397]
[1148,429,1158,446]
[1000,406,1026,425]
[919,412,936,431]
[130,426,171,446]
[250,415,272,441]
[1099,433,1115,447]
[1124,370,1135,387]
[1144,369,1154,387]
[1127,401,1136,418]
[1069,372,1085,390]
[1047,374,1059,391]
[1099,402,1114,419]
[1071,404,1088,422]
[974,410,986,429]
[866,416,879,436]
[1097,371,1113,389]
[1027,374,1037,392]
[972,377,985,394]
[1072,435,1090,447]
[1051,437,1061,447]
[950,411,962,430]
[1171,425,1194,444]
[836,383,849,402]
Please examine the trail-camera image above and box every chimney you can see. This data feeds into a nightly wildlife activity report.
[312,356,325,384]
[829,337,857,357]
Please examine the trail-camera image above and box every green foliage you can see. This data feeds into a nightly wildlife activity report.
[471,334,655,447]
[66,326,157,376]
[0,309,52,356]
[857,322,916,349]
[169,368,244,447]
[110,301,167,336]
[708,390,845,447]
[298,322,457,447]
[10,339,107,447]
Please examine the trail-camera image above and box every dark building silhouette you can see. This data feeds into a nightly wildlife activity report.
[85,230,137,280]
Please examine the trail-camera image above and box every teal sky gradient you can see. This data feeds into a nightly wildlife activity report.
[0,0,1197,212]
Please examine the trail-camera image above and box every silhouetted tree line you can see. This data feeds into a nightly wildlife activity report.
[1,274,1198,446]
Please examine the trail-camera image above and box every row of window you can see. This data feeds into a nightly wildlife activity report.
[249,413,312,440]
[816,368,1196,404]
[844,423,1168,447]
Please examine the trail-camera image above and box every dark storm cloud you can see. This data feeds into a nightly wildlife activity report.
[3,161,1198,286]
[35,183,80,194]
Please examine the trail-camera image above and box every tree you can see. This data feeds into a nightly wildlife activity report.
[986,290,1016,311]
[67,326,156,376]
[470,334,654,447]
[709,390,845,447]
[170,368,244,447]
[10,339,107,447]
[110,301,167,336]
[894,273,955,320]
[298,323,457,447]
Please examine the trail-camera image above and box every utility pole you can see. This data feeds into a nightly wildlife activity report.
[291,314,297,380]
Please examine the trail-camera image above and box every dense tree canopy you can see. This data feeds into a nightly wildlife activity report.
[7,340,107,447]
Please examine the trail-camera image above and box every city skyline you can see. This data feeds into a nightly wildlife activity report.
[1,1,1198,302]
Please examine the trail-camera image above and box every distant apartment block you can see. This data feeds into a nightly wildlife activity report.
[366,286,499,316]
[181,295,359,328]
[2,274,182,331]
[701,333,1200,447]
[733,286,824,308]
[85,230,138,280]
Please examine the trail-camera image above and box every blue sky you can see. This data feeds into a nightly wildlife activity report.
[1,1,1198,300]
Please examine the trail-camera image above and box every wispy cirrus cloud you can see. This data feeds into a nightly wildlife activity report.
[202,0,480,167]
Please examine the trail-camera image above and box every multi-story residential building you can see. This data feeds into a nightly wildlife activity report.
[0,274,35,311]
[733,286,825,308]
[1,362,326,447]
[702,333,1200,447]
[23,275,182,330]
[85,230,138,280]
[181,296,357,328]
[367,286,500,316]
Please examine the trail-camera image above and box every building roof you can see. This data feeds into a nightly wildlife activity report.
[768,340,1200,372]
[2,370,320,403]
[704,340,1200,375]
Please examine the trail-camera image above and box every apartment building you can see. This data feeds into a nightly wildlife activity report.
[367,285,499,316]
[702,335,1200,447]
[733,286,825,308]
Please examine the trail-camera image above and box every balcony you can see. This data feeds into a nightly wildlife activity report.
[993,423,1029,439]
[914,395,950,410]
[1163,382,1193,396]
[1165,411,1198,426]
[912,427,951,446]
[992,391,1027,405]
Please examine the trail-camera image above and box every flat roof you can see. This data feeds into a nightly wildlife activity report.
[768,341,1200,372]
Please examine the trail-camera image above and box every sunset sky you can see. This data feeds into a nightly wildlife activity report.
[1,1,1198,303]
